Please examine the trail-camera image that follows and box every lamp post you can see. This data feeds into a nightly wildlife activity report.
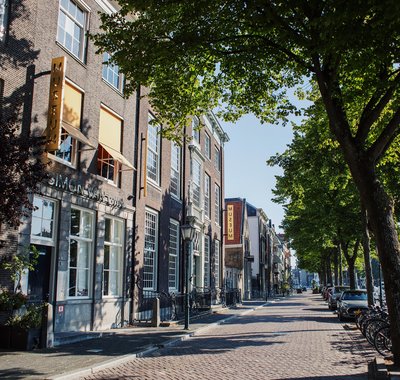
[181,223,196,330]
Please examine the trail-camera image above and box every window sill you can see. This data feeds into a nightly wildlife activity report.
[48,153,77,169]
[102,78,124,96]
[55,41,87,68]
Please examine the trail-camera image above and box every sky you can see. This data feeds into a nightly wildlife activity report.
[221,115,294,234]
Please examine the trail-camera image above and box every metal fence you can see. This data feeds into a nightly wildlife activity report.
[135,287,241,323]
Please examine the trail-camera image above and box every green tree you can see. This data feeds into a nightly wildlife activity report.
[93,0,400,364]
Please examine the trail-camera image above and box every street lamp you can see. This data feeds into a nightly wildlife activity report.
[181,223,196,330]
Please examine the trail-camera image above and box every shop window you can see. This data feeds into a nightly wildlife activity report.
[68,207,93,298]
[143,209,158,290]
[103,217,123,297]
[168,219,179,291]
[57,0,88,61]
[102,52,124,92]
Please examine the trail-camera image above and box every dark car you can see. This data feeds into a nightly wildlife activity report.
[327,286,350,310]
[337,289,369,321]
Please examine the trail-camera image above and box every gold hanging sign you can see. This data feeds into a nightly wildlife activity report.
[46,56,66,151]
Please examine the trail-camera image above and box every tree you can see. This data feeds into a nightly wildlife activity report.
[0,116,47,231]
[93,1,400,364]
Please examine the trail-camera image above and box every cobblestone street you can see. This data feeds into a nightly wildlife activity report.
[83,293,376,380]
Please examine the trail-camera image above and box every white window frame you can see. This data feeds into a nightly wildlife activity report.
[204,173,210,219]
[102,52,124,92]
[68,206,94,298]
[215,183,221,225]
[168,219,180,291]
[204,133,211,159]
[170,142,181,199]
[147,114,161,185]
[214,146,221,172]
[103,216,124,297]
[192,116,200,145]
[30,196,57,246]
[57,0,89,61]
[191,157,202,208]
[144,208,158,290]
[214,240,220,288]
[204,235,210,288]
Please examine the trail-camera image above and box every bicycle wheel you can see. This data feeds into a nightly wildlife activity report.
[374,325,392,356]
[365,319,389,346]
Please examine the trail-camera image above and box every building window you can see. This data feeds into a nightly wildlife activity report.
[168,219,179,291]
[97,144,120,183]
[214,146,221,171]
[31,196,56,242]
[204,173,210,219]
[191,158,201,208]
[0,0,9,43]
[204,235,210,288]
[102,52,124,92]
[205,133,211,159]
[144,209,158,290]
[170,143,181,198]
[147,114,161,185]
[57,0,87,61]
[192,116,200,144]
[103,217,123,297]
[68,207,94,298]
[214,240,220,288]
[98,107,134,184]
[215,184,221,224]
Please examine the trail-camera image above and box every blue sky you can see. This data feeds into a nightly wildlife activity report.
[221,115,294,234]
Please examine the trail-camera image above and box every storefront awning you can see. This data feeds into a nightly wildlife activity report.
[100,143,135,170]
[62,123,96,149]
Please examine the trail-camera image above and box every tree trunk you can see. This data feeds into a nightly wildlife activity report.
[341,240,359,290]
[361,206,374,306]
[333,247,339,286]
[338,245,343,285]
[337,146,400,366]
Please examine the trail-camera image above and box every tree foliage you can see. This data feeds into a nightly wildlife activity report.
[0,117,47,229]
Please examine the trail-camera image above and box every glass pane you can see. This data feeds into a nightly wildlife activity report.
[70,208,80,236]
[32,197,43,218]
[77,269,88,296]
[69,239,77,267]
[31,217,42,237]
[103,271,109,296]
[60,0,69,11]
[41,220,52,238]
[78,241,89,268]
[81,211,92,239]
[104,245,110,270]
[109,272,118,295]
[104,219,111,242]
[110,246,120,270]
[42,200,54,220]
[68,268,76,296]
[114,220,123,244]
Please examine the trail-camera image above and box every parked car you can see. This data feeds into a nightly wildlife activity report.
[327,286,350,310]
[337,289,369,321]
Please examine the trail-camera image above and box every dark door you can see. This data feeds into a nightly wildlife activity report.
[28,245,52,302]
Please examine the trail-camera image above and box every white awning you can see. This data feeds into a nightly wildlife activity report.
[62,123,96,149]
[101,143,135,170]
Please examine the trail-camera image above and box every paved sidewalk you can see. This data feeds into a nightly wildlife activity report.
[0,301,265,380]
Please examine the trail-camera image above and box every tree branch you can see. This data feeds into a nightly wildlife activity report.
[356,71,400,145]
[368,107,400,162]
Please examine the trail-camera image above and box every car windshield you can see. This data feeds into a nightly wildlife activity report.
[341,292,368,300]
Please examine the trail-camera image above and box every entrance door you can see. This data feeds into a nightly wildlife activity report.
[28,245,52,302]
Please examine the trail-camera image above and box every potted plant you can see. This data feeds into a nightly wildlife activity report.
[6,303,44,350]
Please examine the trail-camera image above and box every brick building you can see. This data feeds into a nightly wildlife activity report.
[0,0,228,347]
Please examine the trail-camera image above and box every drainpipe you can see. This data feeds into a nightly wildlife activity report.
[129,83,141,324]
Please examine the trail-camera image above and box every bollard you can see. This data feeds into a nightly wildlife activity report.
[151,297,160,327]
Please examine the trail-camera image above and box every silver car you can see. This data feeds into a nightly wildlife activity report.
[337,289,369,321]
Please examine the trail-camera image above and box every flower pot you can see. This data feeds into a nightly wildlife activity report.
[10,327,41,350]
